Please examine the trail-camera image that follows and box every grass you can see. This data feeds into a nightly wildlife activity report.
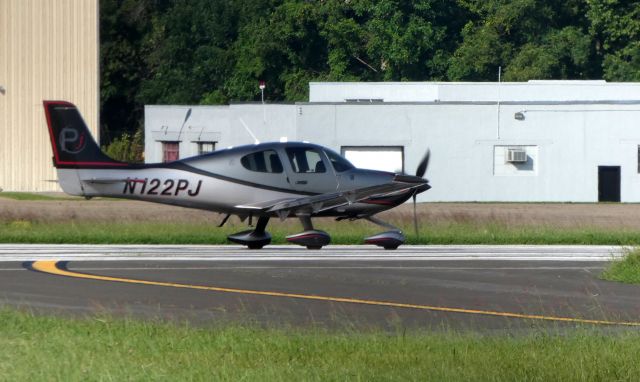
[1,219,640,245]
[1,308,640,381]
[601,248,640,284]
[2,195,640,244]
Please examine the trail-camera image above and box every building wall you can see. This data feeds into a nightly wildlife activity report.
[296,102,640,202]
[145,82,640,203]
[0,0,99,191]
[144,104,297,162]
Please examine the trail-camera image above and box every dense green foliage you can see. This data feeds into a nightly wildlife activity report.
[3,308,640,381]
[101,127,144,162]
[100,0,640,142]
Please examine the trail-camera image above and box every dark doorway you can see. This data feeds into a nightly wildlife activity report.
[598,166,621,202]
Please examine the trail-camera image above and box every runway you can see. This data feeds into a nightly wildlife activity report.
[1,244,639,330]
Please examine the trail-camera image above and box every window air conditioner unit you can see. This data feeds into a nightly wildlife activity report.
[506,148,527,163]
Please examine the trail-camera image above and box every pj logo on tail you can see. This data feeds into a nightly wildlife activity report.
[59,126,87,154]
[43,100,431,250]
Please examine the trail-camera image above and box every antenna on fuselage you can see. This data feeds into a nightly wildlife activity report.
[238,118,260,144]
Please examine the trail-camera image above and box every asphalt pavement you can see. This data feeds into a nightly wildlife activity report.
[1,244,638,331]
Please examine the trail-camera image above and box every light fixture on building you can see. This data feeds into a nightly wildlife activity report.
[0,85,5,94]
[514,111,525,121]
[259,80,266,104]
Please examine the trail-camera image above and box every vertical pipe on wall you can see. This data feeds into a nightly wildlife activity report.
[496,66,501,140]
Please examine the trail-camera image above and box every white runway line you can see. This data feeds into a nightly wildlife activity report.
[0,244,625,262]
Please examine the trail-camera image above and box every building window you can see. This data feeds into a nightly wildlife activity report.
[198,141,216,155]
[341,146,404,173]
[162,142,179,163]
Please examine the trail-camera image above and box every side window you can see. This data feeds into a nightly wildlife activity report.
[286,148,326,173]
[241,150,283,173]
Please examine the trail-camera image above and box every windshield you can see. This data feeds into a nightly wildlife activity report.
[324,149,355,172]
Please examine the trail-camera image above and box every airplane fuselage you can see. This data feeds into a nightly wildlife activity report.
[59,142,415,219]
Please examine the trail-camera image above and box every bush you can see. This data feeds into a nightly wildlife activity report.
[102,128,144,163]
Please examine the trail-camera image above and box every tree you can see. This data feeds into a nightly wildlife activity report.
[448,0,599,81]
[351,0,465,81]
[228,1,326,102]
[100,0,163,143]
[139,0,240,105]
[588,0,640,81]
[99,0,640,145]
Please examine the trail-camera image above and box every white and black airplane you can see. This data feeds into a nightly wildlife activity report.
[43,101,430,250]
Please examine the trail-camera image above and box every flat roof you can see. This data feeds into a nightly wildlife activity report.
[309,81,640,103]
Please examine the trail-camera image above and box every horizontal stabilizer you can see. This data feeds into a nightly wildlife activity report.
[80,178,128,184]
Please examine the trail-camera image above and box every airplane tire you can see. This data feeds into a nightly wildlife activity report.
[306,245,323,250]
[248,244,264,250]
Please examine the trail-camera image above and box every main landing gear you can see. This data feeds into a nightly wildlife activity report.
[363,216,405,250]
[227,216,272,249]
[285,215,330,250]
[227,214,331,250]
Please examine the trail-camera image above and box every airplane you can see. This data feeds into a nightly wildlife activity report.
[43,100,431,250]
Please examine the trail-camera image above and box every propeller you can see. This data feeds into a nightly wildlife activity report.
[412,150,430,238]
[415,150,430,179]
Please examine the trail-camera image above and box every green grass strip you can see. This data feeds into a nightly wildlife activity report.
[1,308,640,381]
[601,248,640,284]
[2,220,640,245]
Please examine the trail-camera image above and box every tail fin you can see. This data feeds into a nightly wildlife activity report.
[43,101,128,168]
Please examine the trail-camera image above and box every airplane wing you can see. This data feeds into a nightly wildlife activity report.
[235,175,426,218]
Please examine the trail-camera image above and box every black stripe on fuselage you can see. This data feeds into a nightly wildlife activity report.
[59,160,320,197]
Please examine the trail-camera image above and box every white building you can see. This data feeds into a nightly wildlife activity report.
[145,81,640,202]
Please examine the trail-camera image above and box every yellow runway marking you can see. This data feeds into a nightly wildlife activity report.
[31,260,640,327]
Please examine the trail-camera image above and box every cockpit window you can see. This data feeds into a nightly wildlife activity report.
[285,147,326,173]
[325,149,355,172]
[241,150,283,173]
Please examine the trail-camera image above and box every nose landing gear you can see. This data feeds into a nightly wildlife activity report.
[286,215,331,249]
[364,216,405,250]
[364,230,405,250]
